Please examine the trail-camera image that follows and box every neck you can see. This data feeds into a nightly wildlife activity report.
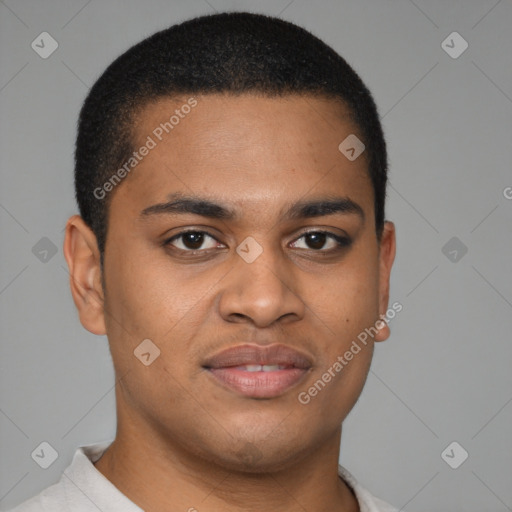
[93,407,359,512]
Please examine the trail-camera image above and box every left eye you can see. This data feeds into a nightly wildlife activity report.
[290,231,349,251]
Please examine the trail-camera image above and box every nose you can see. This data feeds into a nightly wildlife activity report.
[217,240,306,328]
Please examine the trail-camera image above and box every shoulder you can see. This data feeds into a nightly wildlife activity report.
[338,465,399,512]
[5,479,69,512]
[5,441,115,512]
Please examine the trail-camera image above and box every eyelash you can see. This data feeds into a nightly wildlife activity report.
[163,229,352,255]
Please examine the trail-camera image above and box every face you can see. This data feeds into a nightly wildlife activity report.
[66,93,395,473]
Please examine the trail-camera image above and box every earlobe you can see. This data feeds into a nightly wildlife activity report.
[374,221,396,342]
[63,215,106,335]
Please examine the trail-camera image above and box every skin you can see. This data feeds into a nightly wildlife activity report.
[64,93,396,512]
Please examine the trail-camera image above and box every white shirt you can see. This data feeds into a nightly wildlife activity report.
[7,440,398,512]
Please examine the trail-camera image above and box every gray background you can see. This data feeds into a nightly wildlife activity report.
[1,0,511,510]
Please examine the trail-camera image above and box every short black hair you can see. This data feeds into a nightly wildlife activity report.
[75,11,387,262]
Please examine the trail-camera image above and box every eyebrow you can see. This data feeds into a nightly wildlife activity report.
[140,193,365,222]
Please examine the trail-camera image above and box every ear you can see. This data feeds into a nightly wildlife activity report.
[63,215,106,335]
[374,221,396,342]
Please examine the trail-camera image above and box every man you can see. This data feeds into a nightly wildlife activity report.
[9,11,397,512]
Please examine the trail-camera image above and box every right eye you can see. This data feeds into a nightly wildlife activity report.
[164,230,223,253]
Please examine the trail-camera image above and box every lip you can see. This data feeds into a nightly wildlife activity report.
[203,344,312,399]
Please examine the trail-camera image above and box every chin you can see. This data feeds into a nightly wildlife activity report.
[204,430,314,475]
[217,446,306,474]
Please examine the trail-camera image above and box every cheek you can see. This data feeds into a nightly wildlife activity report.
[102,244,222,380]
[104,245,191,331]
[306,248,380,412]
[308,253,380,345]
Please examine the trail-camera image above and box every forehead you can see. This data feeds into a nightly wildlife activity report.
[113,93,373,222]
[132,93,358,157]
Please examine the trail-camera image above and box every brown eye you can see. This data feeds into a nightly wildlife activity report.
[304,232,328,250]
[290,231,351,251]
[182,232,204,249]
[165,231,220,252]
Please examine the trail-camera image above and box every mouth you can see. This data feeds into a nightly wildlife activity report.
[203,344,312,399]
